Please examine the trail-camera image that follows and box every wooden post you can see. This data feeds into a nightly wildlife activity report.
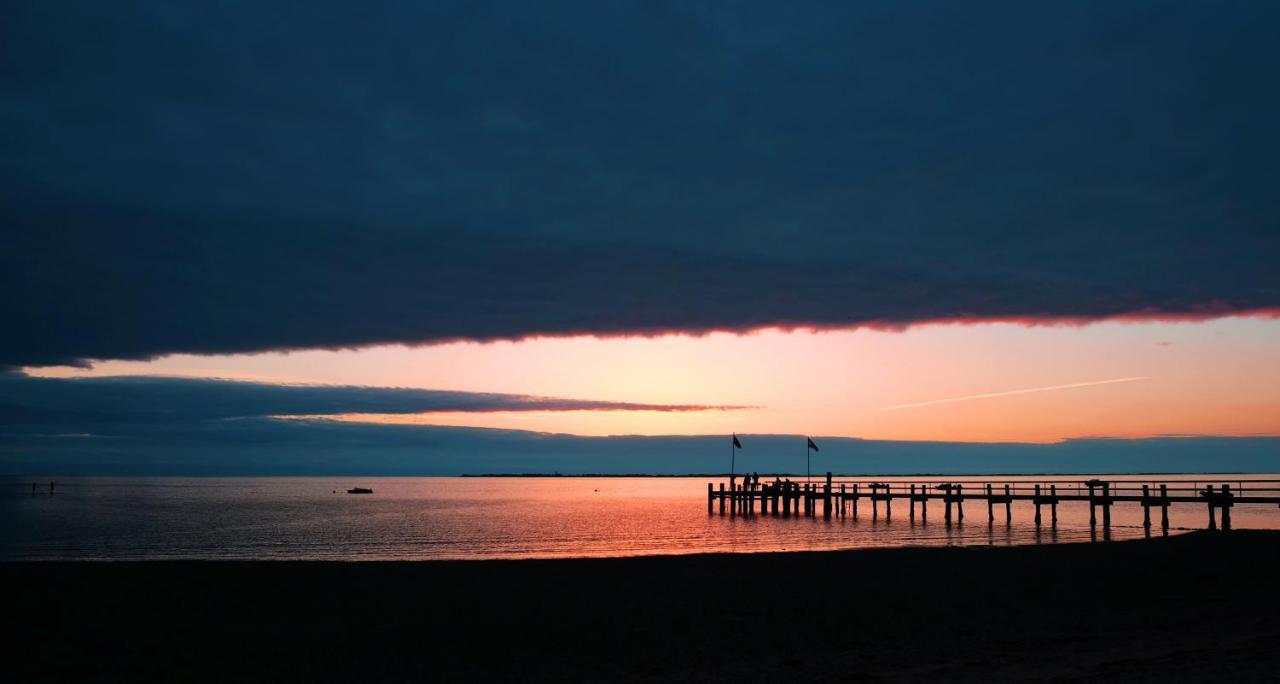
[957,484,964,521]
[944,487,952,522]
[718,483,725,514]
[921,489,927,520]
[909,484,916,520]
[1142,485,1151,529]
[824,472,832,519]
[1101,482,1111,531]
[708,482,714,514]
[886,485,892,519]
[1034,484,1042,526]
[986,484,994,522]
[1206,484,1217,530]
[1089,483,1097,527]
[1050,484,1058,526]
[1160,484,1169,532]
[1221,484,1232,531]
[852,484,859,519]
[872,487,879,519]
[840,484,846,518]
[1004,484,1012,523]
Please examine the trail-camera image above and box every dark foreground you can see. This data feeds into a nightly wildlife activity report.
[8,532,1279,682]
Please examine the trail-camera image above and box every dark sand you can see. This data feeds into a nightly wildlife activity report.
[7,531,1278,682]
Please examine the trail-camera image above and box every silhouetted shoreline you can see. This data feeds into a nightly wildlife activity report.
[7,531,1278,681]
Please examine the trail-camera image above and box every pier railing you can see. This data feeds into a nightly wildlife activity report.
[708,474,1280,533]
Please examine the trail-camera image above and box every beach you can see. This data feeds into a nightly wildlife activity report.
[8,531,1278,682]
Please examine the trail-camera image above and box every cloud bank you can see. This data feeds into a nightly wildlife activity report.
[3,2,1278,366]
[0,374,741,424]
[2,417,1276,476]
[1,373,1274,477]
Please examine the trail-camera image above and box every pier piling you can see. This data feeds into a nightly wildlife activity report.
[1034,484,1042,526]
[1050,484,1058,526]
[1160,484,1169,533]
[1102,482,1112,532]
[1222,484,1233,531]
[824,473,832,519]
[1206,485,1217,530]
[1142,485,1151,529]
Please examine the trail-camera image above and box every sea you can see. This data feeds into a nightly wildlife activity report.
[3,475,1278,561]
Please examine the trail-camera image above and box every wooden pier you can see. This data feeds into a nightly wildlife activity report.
[709,474,1280,533]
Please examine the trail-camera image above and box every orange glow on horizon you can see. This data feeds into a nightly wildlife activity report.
[25,315,1280,443]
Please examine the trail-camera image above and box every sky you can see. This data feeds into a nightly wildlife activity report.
[2,2,1278,474]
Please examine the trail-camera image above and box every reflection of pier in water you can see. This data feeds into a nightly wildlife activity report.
[708,475,1280,535]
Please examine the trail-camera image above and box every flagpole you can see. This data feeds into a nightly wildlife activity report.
[730,434,735,480]
[806,437,810,483]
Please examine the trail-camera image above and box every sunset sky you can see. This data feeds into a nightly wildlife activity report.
[3,2,1278,474]
[25,315,1280,444]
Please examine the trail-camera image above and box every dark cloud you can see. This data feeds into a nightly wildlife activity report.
[0,374,742,424]
[3,1,1278,366]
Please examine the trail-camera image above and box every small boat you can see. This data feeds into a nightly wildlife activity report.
[347,487,374,494]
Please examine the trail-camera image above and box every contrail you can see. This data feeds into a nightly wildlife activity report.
[881,376,1149,411]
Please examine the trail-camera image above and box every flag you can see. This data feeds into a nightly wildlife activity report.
[732,434,742,449]
[807,437,819,452]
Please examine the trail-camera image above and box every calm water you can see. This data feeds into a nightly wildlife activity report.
[3,475,1278,561]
